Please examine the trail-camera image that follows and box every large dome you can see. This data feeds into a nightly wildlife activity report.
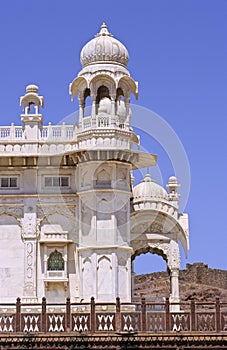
[133,174,168,206]
[80,22,129,68]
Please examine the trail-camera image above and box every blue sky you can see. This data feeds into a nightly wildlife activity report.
[0,1,226,274]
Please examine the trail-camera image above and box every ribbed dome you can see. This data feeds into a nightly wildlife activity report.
[80,22,129,68]
[133,174,168,203]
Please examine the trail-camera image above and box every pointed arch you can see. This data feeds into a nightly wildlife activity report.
[94,164,112,188]
[98,255,111,265]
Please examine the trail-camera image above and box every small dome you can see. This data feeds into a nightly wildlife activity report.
[168,176,178,184]
[26,84,39,94]
[133,174,168,204]
[80,22,129,68]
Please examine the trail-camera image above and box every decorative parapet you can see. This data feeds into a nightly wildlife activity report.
[0,123,76,143]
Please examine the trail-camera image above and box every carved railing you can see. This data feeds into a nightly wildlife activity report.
[0,297,226,333]
[0,118,130,143]
[0,124,76,142]
[80,115,129,131]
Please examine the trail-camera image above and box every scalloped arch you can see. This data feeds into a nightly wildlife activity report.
[130,209,188,257]
[118,76,138,99]
[89,74,116,97]
[69,76,88,101]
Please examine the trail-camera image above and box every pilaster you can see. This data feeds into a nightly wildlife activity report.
[21,207,38,303]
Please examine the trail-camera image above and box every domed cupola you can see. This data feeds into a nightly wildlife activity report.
[80,22,128,68]
[69,22,138,134]
[133,174,168,211]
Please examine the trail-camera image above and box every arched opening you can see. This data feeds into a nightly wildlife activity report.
[84,88,90,102]
[28,102,36,114]
[134,252,167,274]
[96,85,110,104]
[132,249,170,301]
[116,87,124,102]
[115,87,126,124]
[84,88,92,117]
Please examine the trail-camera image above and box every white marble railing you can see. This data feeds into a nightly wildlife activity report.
[0,117,129,143]
[0,123,76,142]
[81,115,129,131]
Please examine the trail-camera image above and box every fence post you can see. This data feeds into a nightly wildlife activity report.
[41,297,47,332]
[66,297,71,332]
[190,300,196,331]
[116,297,121,332]
[165,298,170,332]
[215,297,220,332]
[141,298,146,332]
[90,297,95,332]
[16,297,21,332]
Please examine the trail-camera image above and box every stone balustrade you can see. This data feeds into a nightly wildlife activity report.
[0,117,134,156]
[80,115,130,131]
[0,123,76,142]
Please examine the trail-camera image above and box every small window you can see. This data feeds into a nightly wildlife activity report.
[47,250,64,271]
[44,176,69,188]
[0,177,18,188]
[61,177,69,187]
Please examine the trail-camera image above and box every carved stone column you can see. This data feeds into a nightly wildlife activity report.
[125,95,130,127]
[21,209,38,303]
[78,95,85,129]
[170,268,180,301]
[91,95,96,126]
[167,240,180,311]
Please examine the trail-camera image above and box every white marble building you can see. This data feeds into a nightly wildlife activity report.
[0,23,189,304]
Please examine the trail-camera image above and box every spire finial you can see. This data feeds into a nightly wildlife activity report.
[96,21,112,37]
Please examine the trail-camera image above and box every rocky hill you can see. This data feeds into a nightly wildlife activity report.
[134,262,227,302]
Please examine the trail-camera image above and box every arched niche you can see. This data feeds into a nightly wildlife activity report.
[82,257,93,298]
[94,165,112,188]
[97,255,112,300]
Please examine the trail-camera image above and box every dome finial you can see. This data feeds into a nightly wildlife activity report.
[96,21,112,37]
